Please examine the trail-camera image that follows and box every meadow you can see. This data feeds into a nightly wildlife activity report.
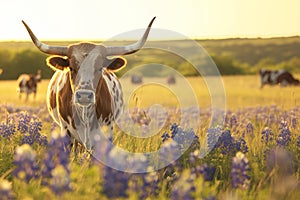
[0,75,299,199]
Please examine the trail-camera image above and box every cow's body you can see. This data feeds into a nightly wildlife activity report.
[259,69,299,88]
[22,18,155,150]
[47,66,123,147]
[17,70,41,100]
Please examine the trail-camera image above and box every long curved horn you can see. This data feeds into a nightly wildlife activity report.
[22,20,68,56]
[106,17,156,56]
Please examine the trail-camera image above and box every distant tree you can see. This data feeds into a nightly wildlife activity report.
[211,54,245,75]
[1,49,53,80]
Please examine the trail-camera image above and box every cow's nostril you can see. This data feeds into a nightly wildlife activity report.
[74,89,95,106]
[88,93,94,99]
[76,93,81,99]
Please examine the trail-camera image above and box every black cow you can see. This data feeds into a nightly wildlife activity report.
[17,70,42,100]
[259,69,299,88]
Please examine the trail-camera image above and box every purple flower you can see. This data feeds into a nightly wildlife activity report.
[291,117,297,129]
[161,132,170,143]
[17,111,31,133]
[15,112,48,146]
[49,165,71,195]
[192,163,216,181]
[230,114,238,128]
[236,138,248,153]
[276,126,291,146]
[13,144,39,182]
[279,120,288,130]
[103,167,129,198]
[170,123,181,139]
[0,122,15,139]
[261,127,274,143]
[171,171,195,200]
[231,152,250,189]
[163,123,199,153]
[207,126,222,151]
[216,130,235,155]
[246,122,254,135]
[0,180,14,199]
[42,132,70,180]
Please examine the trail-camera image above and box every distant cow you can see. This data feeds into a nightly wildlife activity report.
[166,75,176,85]
[17,70,41,100]
[259,69,299,88]
[131,75,143,84]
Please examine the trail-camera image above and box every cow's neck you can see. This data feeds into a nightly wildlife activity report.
[73,104,100,150]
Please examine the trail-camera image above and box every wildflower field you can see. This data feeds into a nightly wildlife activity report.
[0,75,300,200]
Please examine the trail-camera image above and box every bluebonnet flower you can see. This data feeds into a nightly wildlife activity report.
[246,122,253,135]
[141,170,159,198]
[103,167,130,198]
[279,120,288,130]
[276,125,291,146]
[0,122,15,139]
[159,140,180,167]
[189,150,199,163]
[49,165,71,195]
[163,123,199,153]
[15,112,48,146]
[0,180,14,200]
[170,123,181,138]
[261,127,274,143]
[42,132,70,180]
[17,111,31,133]
[231,152,250,189]
[236,138,248,153]
[171,170,195,200]
[127,169,159,199]
[230,114,238,128]
[207,126,222,151]
[161,132,170,143]
[191,163,216,181]
[13,144,39,182]
[291,117,297,129]
[216,130,235,155]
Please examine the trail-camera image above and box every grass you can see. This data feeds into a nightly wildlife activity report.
[2,74,298,108]
[0,75,299,199]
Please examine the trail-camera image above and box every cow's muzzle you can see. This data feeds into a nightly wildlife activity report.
[74,89,96,106]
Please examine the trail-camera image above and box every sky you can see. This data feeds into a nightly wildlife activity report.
[0,0,300,40]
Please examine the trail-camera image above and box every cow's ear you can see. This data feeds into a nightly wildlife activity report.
[46,56,69,71]
[105,57,126,72]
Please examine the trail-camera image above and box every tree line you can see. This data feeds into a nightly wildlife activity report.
[0,37,300,79]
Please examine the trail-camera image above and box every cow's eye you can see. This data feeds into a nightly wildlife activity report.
[69,67,76,73]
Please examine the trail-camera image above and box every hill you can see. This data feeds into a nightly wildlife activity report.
[0,36,300,79]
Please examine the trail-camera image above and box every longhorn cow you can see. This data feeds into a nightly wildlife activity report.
[17,69,42,100]
[22,17,155,150]
[259,69,299,88]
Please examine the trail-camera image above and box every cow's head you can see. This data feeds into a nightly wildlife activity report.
[22,18,155,107]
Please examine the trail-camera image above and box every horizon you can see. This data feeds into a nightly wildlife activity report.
[0,0,299,41]
[1,35,300,43]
